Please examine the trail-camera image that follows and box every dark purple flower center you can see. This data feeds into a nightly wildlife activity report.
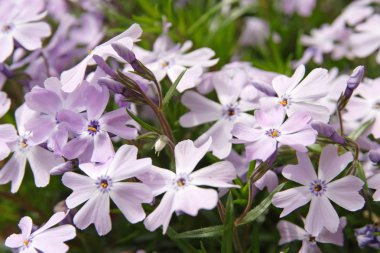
[309,235,316,242]
[309,179,327,197]
[87,120,100,136]
[96,176,112,192]
[223,104,240,120]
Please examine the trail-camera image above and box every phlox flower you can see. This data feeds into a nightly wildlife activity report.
[0,91,17,160]
[134,32,218,92]
[180,70,255,159]
[350,14,380,64]
[272,145,364,235]
[280,0,316,17]
[232,105,317,162]
[259,65,330,123]
[0,0,51,62]
[5,212,76,253]
[24,77,88,155]
[60,23,142,92]
[141,138,237,233]
[62,83,138,163]
[62,144,153,236]
[278,217,346,253]
[344,78,380,138]
[0,104,64,193]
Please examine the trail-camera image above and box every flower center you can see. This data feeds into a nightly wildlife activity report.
[177,177,186,187]
[22,238,32,249]
[309,235,316,242]
[87,120,100,136]
[373,102,380,110]
[173,173,191,190]
[1,23,14,34]
[96,176,112,193]
[309,179,327,197]
[266,128,281,138]
[18,132,32,152]
[279,95,291,108]
[223,104,240,120]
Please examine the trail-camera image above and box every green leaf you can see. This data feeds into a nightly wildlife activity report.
[174,225,224,239]
[247,160,256,182]
[221,193,234,253]
[126,109,161,134]
[163,69,186,106]
[167,227,198,253]
[238,183,285,226]
[348,118,375,141]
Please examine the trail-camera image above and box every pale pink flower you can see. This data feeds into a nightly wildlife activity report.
[180,70,255,159]
[5,212,76,253]
[0,0,51,62]
[60,23,142,92]
[141,138,237,233]
[272,145,364,235]
[232,105,317,162]
[278,217,346,253]
[62,144,153,236]
[259,65,330,123]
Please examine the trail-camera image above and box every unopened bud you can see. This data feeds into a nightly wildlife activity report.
[343,65,365,99]
[154,135,169,155]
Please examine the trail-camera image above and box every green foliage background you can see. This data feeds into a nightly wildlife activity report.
[0,0,379,252]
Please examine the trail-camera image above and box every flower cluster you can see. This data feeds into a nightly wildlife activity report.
[1,1,380,252]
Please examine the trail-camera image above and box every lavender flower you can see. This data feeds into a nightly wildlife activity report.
[180,70,255,159]
[355,224,380,249]
[140,138,237,233]
[273,145,364,235]
[343,65,365,100]
[5,212,76,253]
[60,24,142,92]
[0,0,51,62]
[259,65,331,123]
[62,144,153,236]
[278,217,346,252]
[311,121,346,144]
[232,105,317,161]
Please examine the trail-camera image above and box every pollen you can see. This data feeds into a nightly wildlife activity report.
[100,180,108,189]
[314,184,322,192]
[23,240,29,247]
[279,98,288,106]
[88,126,98,133]
[160,61,169,67]
[177,178,186,187]
[20,141,28,149]
[266,129,280,138]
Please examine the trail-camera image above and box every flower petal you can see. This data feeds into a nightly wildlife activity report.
[245,137,277,162]
[110,182,153,223]
[318,145,353,183]
[179,91,222,127]
[174,185,218,216]
[99,108,137,139]
[277,220,307,245]
[144,190,176,233]
[255,105,285,129]
[191,161,237,188]
[272,186,311,217]
[91,132,114,163]
[305,196,339,235]
[0,34,13,62]
[325,176,364,211]
[12,22,51,50]
[175,138,211,174]
[73,192,111,236]
[62,172,97,208]
[232,123,265,143]
[0,152,27,193]
[282,152,317,185]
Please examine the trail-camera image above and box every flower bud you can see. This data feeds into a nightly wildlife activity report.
[154,135,169,156]
[311,122,346,144]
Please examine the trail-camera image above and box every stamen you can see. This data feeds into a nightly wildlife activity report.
[160,60,169,67]
[177,178,186,187]
[279,98,288,106]
[266,129,281,138]
[309,179,327,197]
[96,176,112,192]
[23,240,29,246]
[87,120,100,136]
